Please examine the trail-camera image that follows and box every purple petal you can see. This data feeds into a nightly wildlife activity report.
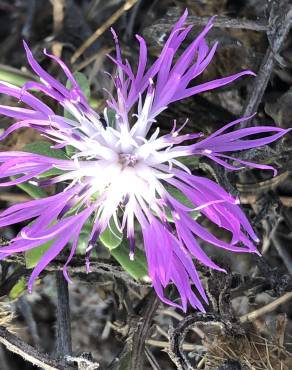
[0,82,53,115]
[23,41,68,96]
[214,153,277,176]
[0,105,45,120]
[175,70,255,100]
[27,232,72,292]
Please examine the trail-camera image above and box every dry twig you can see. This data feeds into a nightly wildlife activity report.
[240,292,292,323]
[52,0,65,35]
[71,0,138,64]
[241,0,292,126]
[0,326,72,370]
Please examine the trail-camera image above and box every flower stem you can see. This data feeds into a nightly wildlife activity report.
[55,272,72,360]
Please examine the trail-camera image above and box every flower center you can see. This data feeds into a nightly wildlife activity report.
[119,153,138,168]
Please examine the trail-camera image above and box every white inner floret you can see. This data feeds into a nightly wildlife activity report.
[47,89,196,244]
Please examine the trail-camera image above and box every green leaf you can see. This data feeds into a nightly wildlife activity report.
[9,277,26,300]
[105,108,116,128]
[76,222,92,254]
[25,240,53,269]
[0,64,37,87]
[177,156,199,167]
[99,218,123,250]
[110,241,148,281]
[16,181,47,199]
[65,145,76,158]
[23,140,67,159]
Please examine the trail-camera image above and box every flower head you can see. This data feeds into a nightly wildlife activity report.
[0,10,289,311]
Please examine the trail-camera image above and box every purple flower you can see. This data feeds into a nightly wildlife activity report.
[0,10,289,311]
